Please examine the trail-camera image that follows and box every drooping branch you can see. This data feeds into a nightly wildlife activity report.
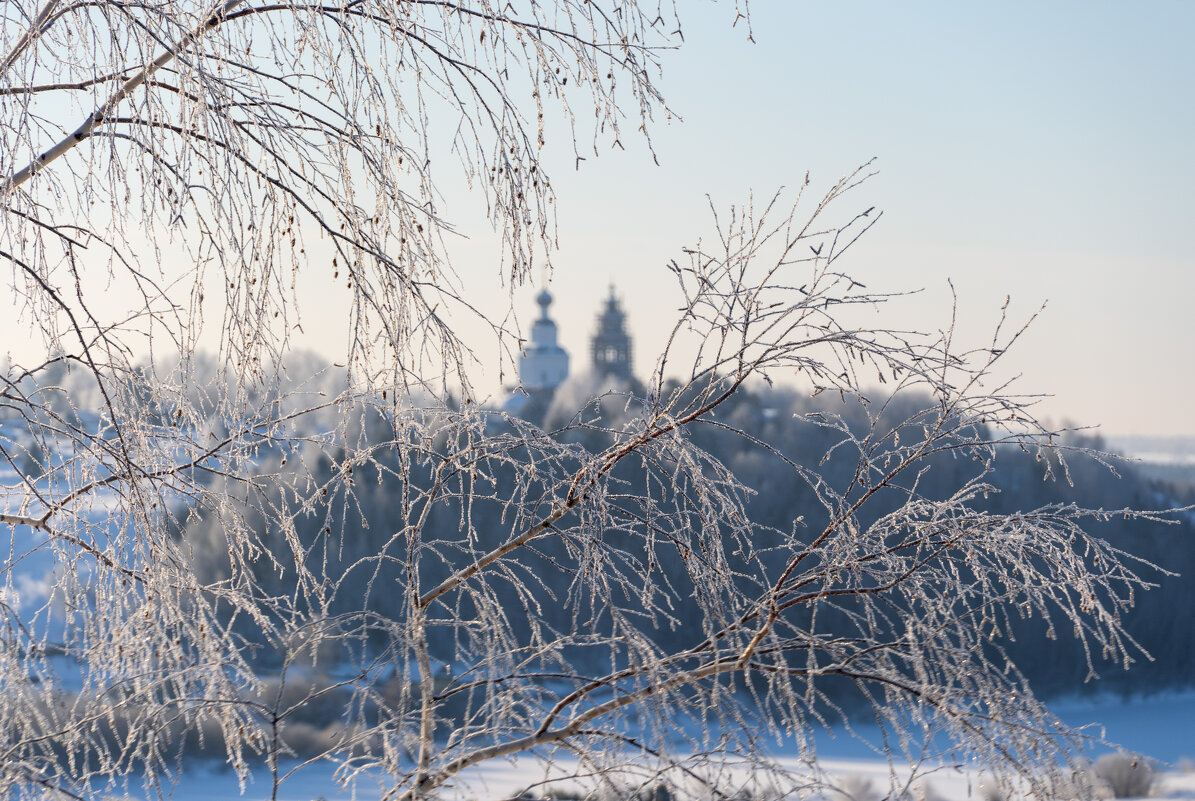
[0,0,62,73]
[3,0,247,192]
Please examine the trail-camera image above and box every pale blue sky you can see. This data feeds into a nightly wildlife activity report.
[458,1,1195,437]
[4,2,1191,437]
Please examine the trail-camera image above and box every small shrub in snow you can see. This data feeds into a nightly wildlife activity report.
[634,783,677,801]
[1094,753,1155,798]
[542,789,586,801]
[832,776,880,801]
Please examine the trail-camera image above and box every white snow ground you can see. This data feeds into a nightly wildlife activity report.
[101,692,1195,801]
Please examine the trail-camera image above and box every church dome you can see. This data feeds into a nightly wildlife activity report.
[518,289,569,391]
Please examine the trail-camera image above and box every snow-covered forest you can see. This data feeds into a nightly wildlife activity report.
[12,356,1195,706]
[3,350,1192,798]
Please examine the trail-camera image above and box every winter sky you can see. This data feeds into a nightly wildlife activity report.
[449,1,1195,439]
[5,2,1193,438]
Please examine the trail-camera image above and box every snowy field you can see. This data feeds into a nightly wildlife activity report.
[107,693,1195,801]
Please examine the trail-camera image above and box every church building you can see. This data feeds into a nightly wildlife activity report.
[518,289,569,391]
[590,287,632,381]
[506,285,635,419]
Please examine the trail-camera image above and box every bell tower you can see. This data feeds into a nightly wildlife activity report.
[590,287,632,380]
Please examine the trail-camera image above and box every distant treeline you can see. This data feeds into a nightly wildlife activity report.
[170,372,1195,711]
